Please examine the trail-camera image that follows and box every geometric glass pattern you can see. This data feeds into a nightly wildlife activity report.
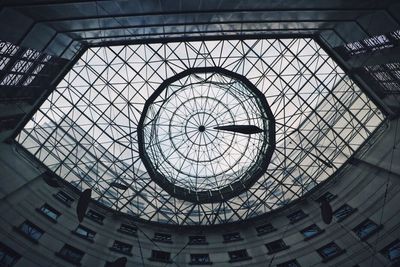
[17,38,384,225]
[139,68,274,203]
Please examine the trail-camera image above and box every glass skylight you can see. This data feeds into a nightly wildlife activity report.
[138,68,274,203]
[17,38,384,225]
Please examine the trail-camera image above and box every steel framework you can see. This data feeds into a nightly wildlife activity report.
[17,38,384,225]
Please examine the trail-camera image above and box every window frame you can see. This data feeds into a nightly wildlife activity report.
[85,209,105,225]
[188,235,208,245]
[228,249,252,263]
[316,192,337,203]
[118,223,137,236]
[152,232,173,243]
[14,220,44,243]
[109,240,133,256]
[189,253,212,265]
[287,210,308,224]
[222,232,243,243]
[255,223,277,236]
[276,259,301,267]
[149,250,172,263]
[300,224,325,240]
[0,242,21,267]
[380,239,400,263]
[55,244,85,266]
[352,219,382,241]
[36,203,61,223]
[72,225,96,242]
[265,239,290,254]
[53,191,74,207]
[317,242,345,263]
[333,204,357,222]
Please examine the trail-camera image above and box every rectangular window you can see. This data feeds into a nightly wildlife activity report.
[316,192,337,203]
[15,220,44,242]
[223,232,243,243]
[56,244,84,265]
[53,191,74,207]
[110,241,133,256]
[37,203,61,222]
[317,242,345,262]
[287,210,308,224]
[0,40,53,87]
[118,224,137,236]
[380,239,400,263]
[188,235,207,245]
[265,239,289,254]
[364,62,400,93]
[353,219,382,240]
[190,254,212,265]
[300,224,324,240]
[0,242,21,267]
[153,232,172,243]
[149,250,171,263]
[256,223,276,236]
[228,249,251,262]
[391,30,400,41]
[277,259,301,267]
[73,225,96,242]
[333,204,356,222]
[86,210,104,224]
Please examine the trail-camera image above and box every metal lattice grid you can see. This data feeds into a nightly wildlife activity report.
[0,40,53,87]
[138,67,275,203]
[17,38,384,225]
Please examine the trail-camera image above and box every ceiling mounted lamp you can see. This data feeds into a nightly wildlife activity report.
[110,181,129,190]
[76,189,92,223]
[214,125,264,134]
[320,199,333,224]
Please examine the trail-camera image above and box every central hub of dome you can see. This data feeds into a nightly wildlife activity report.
[138,67,275,203]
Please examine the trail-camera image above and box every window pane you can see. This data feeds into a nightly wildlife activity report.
[19,221,44,241]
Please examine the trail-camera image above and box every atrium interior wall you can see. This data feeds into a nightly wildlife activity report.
[0,1,400,266]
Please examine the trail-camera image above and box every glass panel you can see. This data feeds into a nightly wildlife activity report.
[381,240,400,261]
[301,224,322,238]
[40,204,60,220]
[17,38,384,226]
[19,221,44,240]
[333,204,354,221]
[191,254,211,264]
[59,245,84,263]
[0,242,20,267]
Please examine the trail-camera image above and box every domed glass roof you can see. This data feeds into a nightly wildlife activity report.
[17,38,384,225]
[138,68,275,203]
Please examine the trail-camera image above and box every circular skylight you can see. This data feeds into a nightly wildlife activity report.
[138,68,274,202]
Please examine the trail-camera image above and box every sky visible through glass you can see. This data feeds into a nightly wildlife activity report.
[141,70,272,195]
[17,38,384,225]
